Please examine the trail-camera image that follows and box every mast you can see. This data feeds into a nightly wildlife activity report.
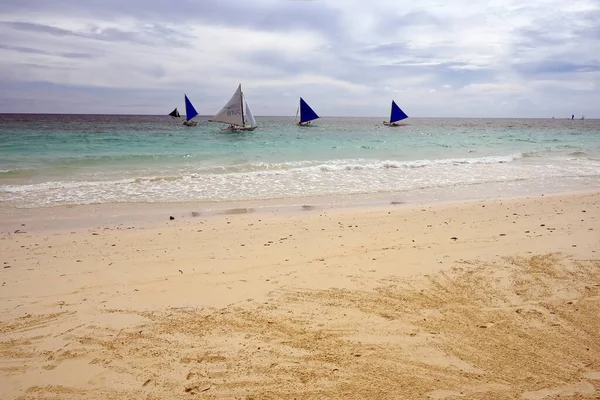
[240,84,245,127]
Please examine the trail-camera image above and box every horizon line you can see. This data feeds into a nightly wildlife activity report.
[0,112,594,120]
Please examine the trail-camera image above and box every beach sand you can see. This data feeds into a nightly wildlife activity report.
[1,192,599,399]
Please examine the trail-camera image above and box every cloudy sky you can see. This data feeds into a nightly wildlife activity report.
[0,0,598,117]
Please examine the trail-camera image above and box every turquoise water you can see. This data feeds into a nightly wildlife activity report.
[1,114,600,207]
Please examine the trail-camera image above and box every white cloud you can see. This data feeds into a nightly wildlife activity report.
[0,0,599,117]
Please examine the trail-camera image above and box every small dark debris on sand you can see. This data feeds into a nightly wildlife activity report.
[302,205,315,211]
[169,216,175,220]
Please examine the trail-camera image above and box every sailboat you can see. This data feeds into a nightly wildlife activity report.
[209,84,257,131]
[383,100,409,126]
[183,95,199,126]
[296,97,319,126]
[168,108,180,119]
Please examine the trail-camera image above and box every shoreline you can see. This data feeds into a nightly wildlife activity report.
[1,187,599,233]
[1,190,599,398]
[3,153,600,211]
[0,188,600,233]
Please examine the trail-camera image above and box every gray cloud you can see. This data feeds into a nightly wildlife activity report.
[0,21,193,47]
[0,43,95,59]
[515,60,600,75]
[0,0,344,35]
[362,42,411,56]
[0,44,50,55]
[372,9,441,39]
[2,21,73,36]
[0,0,599,117]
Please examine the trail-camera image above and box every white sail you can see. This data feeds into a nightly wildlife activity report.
[210,84,243,126]
[243,94,257,127]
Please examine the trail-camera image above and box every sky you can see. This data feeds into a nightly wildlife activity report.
[0,0,598,118]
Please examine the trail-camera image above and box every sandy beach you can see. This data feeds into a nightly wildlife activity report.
[1,192,599,399]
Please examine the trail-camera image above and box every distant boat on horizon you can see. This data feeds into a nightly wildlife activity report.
[296,97,319,126]
[383,100,409,126]
[209,84,257,132]
[168,107,180,119]
[183,95,198,126]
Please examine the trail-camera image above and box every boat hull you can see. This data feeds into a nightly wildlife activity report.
[183,120,198,127]
[383,122,408,127]
[221,125,257,132]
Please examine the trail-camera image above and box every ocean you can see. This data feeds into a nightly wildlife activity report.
[1,114,599,209]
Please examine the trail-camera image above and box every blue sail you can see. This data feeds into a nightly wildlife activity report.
[390,100,408,123]
[299,97,319,123]
[185,95,198,121]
